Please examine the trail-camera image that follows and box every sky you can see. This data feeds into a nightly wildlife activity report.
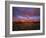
[12,7,40,22]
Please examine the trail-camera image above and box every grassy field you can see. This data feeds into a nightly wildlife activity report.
[12,22,40,31]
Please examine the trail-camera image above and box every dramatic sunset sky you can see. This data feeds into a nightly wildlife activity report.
[12,7,40,22]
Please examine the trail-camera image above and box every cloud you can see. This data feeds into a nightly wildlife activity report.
[13,16,40,22]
